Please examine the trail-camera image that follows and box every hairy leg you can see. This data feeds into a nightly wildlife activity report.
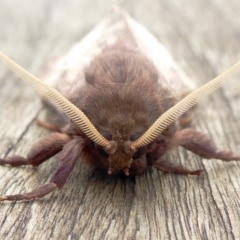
[178,116,192,128]
[147,137,202,175]
[172,128,240,161]
[153,160,203,175]
[0,137,83,201]
[0,133,70,167]
[36,119,62,132]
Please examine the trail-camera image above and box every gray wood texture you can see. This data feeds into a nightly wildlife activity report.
[0,0,240,239]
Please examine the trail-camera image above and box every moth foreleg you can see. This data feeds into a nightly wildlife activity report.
[0,183,58,201]
[0,137,83,201]
[172,128,240,161]
[36,119,62,132]
[148,139,202,175]
[153,160,203,175]
[0,133,70,167]
[49,137,83,189]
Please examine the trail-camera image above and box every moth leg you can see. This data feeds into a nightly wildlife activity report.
[0,183,58,202]
[172,128,240,161]
[0,138,83,201]
[178,116,192,127]
[153,160,203,175]
[0,133,70,167]
[147,138,202,175]
[36,119,62,132]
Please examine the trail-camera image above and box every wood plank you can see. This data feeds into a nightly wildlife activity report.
[0,0,240,239]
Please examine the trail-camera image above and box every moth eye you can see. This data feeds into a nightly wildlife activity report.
[100,130,112,141]
[130,132,142,141]
[132,146,147,160]
[94,130,111,158]
[95,144,109,158]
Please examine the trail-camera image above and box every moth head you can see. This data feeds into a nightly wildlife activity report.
[103,140,135,176]
[95,114,146,176]
[0,51,239,175]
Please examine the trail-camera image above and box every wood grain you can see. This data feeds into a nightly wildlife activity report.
[0,0,240,239]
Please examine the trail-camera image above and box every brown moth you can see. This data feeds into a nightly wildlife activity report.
[0,6,240,202]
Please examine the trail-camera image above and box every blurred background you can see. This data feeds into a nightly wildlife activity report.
[1,0,240,78]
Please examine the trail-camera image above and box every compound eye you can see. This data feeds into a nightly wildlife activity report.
[95,130,112,158]
[100,130,112,141]
[132,146,147,160]
[130,132,146,159]
[132,146,146,159]
[95,144,109,158]
[130,132,142,141]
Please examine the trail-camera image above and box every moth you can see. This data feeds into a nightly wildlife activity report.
[0,6,240,202]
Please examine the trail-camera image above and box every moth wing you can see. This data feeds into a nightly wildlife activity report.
[120,7,196,98]
[42,6,195,100]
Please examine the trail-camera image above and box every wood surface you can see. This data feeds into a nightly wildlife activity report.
[0,0,240,239]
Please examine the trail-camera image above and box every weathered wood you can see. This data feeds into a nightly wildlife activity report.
[0,0,240,239]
